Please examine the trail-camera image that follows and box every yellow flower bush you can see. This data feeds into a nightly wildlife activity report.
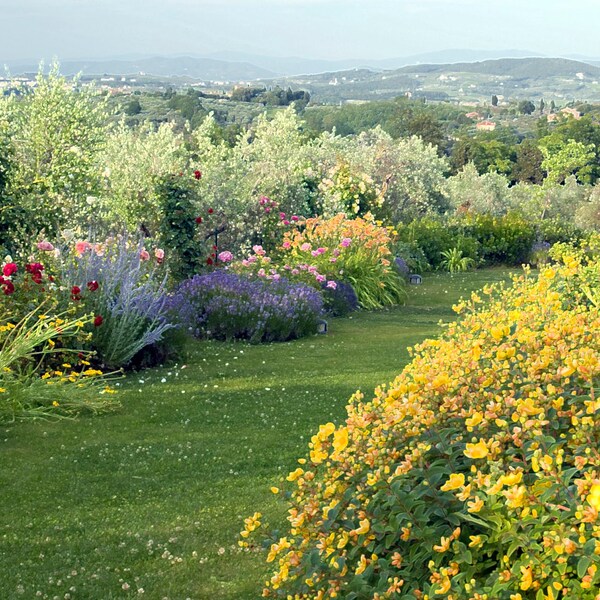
[251,251,600,599]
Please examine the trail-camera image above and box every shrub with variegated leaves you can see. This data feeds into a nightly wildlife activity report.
[246,250,600,599]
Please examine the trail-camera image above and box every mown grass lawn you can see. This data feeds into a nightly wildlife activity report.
[0,269,513,600]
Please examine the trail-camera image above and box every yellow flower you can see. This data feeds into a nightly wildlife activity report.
[332,427,348,455]
[520,565,533,591]
[270,487,279,494]
[440,473,465,491]
[355,554,368,575]
[464,440,489,459]
[0,387,6,393]
[587,484,600,510]
[469,535,483,548]
[286,468,304,482]
[52,401,59,407]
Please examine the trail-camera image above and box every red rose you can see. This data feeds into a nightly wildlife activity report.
[208,208,214,214]
[93,315,103,327]
[25,262,44,275]
[195,216,203,224]
[71,285,82,301]
[193,170,202,180]
[87,280,99,292]
[31,272,43,284]
[2,280,14,295]
[2,263,17,277]
[206,257,214,266]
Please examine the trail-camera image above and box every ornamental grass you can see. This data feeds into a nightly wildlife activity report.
[247,250,600,599]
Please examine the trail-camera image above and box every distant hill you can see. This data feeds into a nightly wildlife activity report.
[3,56,277,81]
[268,57,600,103]
[396,57,600,79]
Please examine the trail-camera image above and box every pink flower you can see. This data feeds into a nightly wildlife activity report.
[257,268,266,277]
[282,241,291,249]
[311,250,319,257]
[341,238,352,247]
[140,249,150,261]
[37,241,54,251]
[330,257,338,263]
[247,256,257,264]
[75,241,91,256]
[315,274,326,283]
[291,215,299,222]
[242,259,249,267]
[218,250,233,263]
[252,245,266,257]
[272,273,281,281]
[259,196,269,206]
[155,248,165,263]
[283,220,290,226]
[300,243,311,252]
[317,247,326,255]
[333,249,341,257]
[291,268,300,275]
[326,280,337,289]
[279,212,286,220]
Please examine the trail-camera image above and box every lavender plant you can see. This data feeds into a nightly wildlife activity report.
[61,237,175,368]
[168,271,323,343]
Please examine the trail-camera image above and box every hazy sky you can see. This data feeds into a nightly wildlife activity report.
[1,0,599,61]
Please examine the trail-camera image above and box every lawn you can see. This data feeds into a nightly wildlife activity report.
[0,268,513,600]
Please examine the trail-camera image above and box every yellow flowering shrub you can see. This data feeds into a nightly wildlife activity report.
[250,252,600,599]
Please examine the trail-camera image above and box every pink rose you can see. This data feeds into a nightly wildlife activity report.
[300,243,311,252]
[218,250,233,263]
[326,280,337,289]
[155,248,165,263]
[37,241,54,251]
[140,249,150,261]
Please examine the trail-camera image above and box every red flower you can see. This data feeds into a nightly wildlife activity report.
[71,285,82,301]
[25,262,44,275]
[195,216,203,224]
[93,315,104,327]
[208,208,214,214]
[87,280,99,292]
[193,170,202,180]
[206,257,214,266]
[2,263,17,277]
[31,272,43,284]
[0,277,14,295]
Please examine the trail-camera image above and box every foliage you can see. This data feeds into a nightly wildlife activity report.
[445,163,512,216]
[0,308,119,422]
[318,160,382,217]
[157,173,205,280]
[98,120,187,233]
[0,64,108,246]
[440,247,476,273]
[250,256,600,599]
[167,271,323,343]
[60,237,175,369]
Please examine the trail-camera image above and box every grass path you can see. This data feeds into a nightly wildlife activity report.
[0,269,512,599]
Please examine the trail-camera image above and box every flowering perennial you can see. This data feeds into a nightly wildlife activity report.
[249,253,600,599]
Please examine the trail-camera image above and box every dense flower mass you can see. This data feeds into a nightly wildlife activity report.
[167,271,323,343]
[250,251,600,599]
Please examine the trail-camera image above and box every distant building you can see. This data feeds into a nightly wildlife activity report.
[561,107,582,120]
[476,120,496,131]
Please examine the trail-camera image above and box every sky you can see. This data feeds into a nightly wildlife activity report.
[1,0,599,62]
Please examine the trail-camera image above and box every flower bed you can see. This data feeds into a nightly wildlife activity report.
[168,271,323,343]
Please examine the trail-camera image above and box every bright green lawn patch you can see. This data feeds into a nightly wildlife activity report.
[0,269,512,599]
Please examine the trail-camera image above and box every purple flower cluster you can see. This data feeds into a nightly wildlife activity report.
[167,271,323,343]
